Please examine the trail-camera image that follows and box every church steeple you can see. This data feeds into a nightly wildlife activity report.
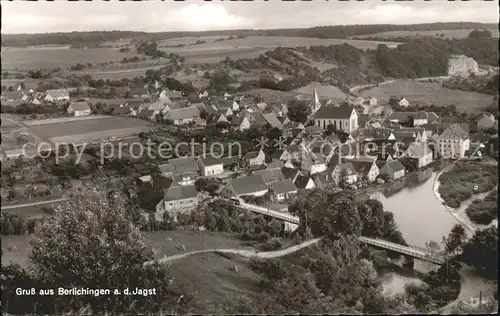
[311,84,321,113]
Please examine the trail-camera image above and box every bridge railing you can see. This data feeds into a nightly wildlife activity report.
[359,237,444,264]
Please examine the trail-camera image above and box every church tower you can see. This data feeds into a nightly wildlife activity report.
[311,85,322,113]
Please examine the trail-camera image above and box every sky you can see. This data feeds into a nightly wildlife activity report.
[1,1,498,34]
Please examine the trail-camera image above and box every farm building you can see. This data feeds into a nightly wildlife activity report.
[163,106,201,125]
[45,89,70,103]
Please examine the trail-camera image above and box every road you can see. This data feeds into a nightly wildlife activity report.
[349,75,451,95]
[1,198,69,210]
[144,236,324,266]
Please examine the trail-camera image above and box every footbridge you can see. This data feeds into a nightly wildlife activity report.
[358,236,445,265]
[229,199,445,265]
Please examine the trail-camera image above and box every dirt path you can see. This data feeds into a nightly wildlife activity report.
[144,236,324,266]
[1,197,69,210]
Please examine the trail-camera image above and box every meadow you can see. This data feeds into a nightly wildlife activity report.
[359,79,495,113]
[2,47,140,70]
[357,28,500,39]
[292,82,347,101]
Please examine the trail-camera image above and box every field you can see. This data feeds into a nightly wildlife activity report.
[357,29,500,39]
[2,47,141,70]
[359,79,495,113]
[292,82,347,101]
[161,36,400,64]
[26,116,153,144]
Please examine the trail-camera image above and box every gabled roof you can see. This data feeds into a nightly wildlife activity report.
[165,106,200,120]
[405,142,428,157]
[270,179,296,194]
[244,150,262,159]
[384,160,405,173]
[313,170,334,185]
[337,162,358,176]
[200,155,223,167]
[227,175,267,196]
[68,101,90,112]
[314,104,353,120]
[170,100,190,110]
[158,163,173,174]
[281,167,300,180]
[345,159,375,175]
[164,184,198,202]
[168,157,199,174]
[162,89,183,99]
[294,175,313,189]
[139,109,156,119]
[262,112,283,129]
[439,123,469,139]
[253,168,286,185]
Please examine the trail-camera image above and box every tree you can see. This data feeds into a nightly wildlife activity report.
[468,29,492,39]
[460,226,498,279]
[27,191,179,314]
[287,100,311,123]
[444,224,467,256]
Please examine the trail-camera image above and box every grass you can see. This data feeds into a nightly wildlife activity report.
[438,161,498,208]
[1,234,32,268]
[465,188,498,225]
[27,116,153,143]
[359,80,495,113]
[356,29,500,39]
[2,47,141,70]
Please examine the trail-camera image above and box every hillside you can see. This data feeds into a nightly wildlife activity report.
[2,22,496,47]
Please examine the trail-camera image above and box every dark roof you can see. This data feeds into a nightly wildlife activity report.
[164,185,198,201]
[345,159,375,174]
[139,109,156,119]
[313,171,334,185]
[162,89,183,99]
[270,179,297,194]
[281,167,300,180]
[294,175,312,189]
[314,104,353,120]
[253,168,285,185]
[337,162,358,176]
[68,101,91,112]
[244,150,261,159]
[168,157,199,174]
[164,106,200,120]
[222,156,239,167]
[200,155,223,166]
[228,175,267,195]
[358,114,369,128]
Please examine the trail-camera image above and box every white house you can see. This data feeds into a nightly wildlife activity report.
[368,97,377,106]
[314,103,358,133]
[331,162,358,185]
[269,180,297,202]
[163,106,201,125]
[197,156,224,177]
[45,89,70,103]
[156,184,199,215]
[67,101,91,116]
[437,123,470,159]
[398,97,410,107]
[244,149,266,166]
[380,160,406,180]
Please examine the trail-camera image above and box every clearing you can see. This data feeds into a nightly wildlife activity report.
[359,79,494,113]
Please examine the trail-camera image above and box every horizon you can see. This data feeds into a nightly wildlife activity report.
[2,1,498,34]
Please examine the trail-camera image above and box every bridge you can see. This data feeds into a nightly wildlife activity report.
[228,199,445,265]
[358,236,445,265]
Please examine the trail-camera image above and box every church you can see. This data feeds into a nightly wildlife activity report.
[309,86,359,134]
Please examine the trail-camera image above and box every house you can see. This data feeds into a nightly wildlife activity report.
[223,92,233,101]
[387,111,430,126]
[160,89,183,101]
[401,127,427,142]
[313,171,334,189]
[167,157,200,175]
[253,168,286,185]
[269,180,297,202]
[173,172,197,186]
[222,156,240,171]
[345,158,379,183]
[398,97,410,107]
[232,115,251,131]
[44,89,70,103]
[138,109,158,121]
[199,90,209,99]
[437,123,470,159]
[301,152,327,175]
[331,162,358,185]
[313,103,358,133]
[368,97,377,106]
[244,149,266,167]
[221,175,268,197]
[207,112,229,125]
[164,106,201,125]
[474,113,497,130]
[197,156,224,177]
[156,184,199,214]
[404,142,433,168]
[380,160,406,180]
[67,101,91,116]
[294,175,316,190]
[266,160,284,169]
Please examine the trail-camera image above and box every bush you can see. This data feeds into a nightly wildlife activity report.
[260,237,283,251]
